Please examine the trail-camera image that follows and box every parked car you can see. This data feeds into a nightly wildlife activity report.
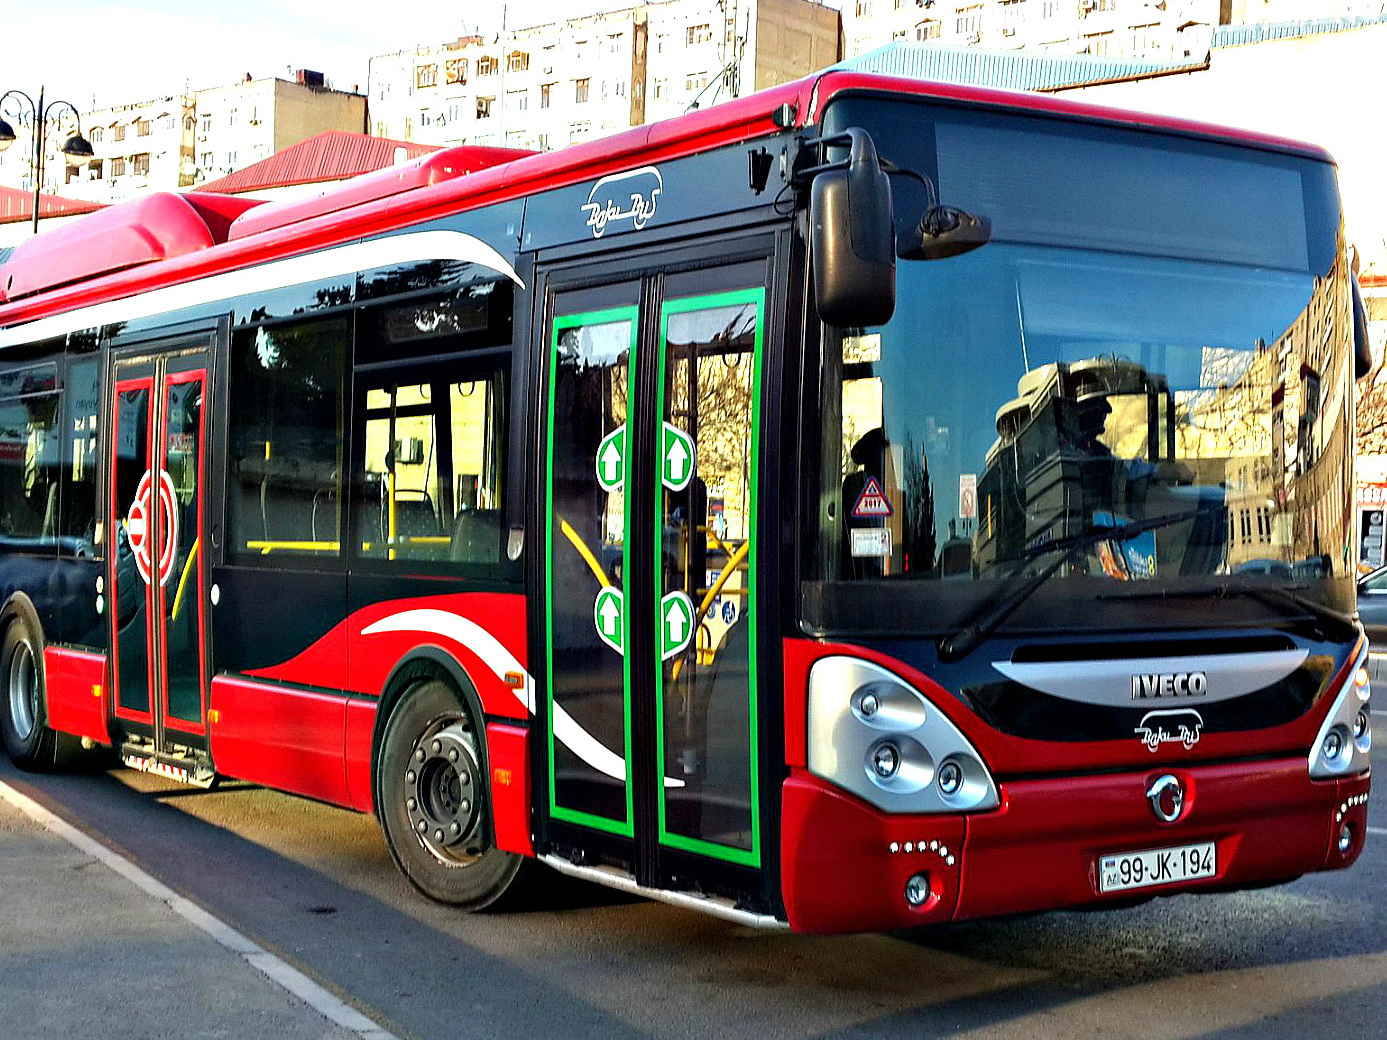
[1357,565,1387,651]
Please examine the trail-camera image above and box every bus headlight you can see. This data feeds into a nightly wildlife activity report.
[808,657,999,814]
[1310,648,1372,779]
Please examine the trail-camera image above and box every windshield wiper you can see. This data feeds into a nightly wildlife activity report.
[936,506,1220,663]
[1101,579,1358,640]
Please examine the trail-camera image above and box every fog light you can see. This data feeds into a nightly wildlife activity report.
[1354,712,1369,740]
[904,872,931,908]
[872,743,900,779]
[1323,730,1344,761]
[1338,824,1354,854]
[938,759,963,796]
[860,692,880,718]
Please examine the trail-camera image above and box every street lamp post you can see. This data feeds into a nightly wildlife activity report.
[0,86,94,234]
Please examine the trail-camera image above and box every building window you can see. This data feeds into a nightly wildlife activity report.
[508,90,527,111]
[228,109,238,126]
[1086,29,1114,53]
[87,160,102,180]
[537,133,550,150]
[416,64,438,89]
[111,156,126,176]
[446,58,468,84]
[65,164,80,184]
[201,116,212,132]
[507,50,529,71]
[686,23,713,45]
[476,96,494,119]
[575,78,590,103]
[477,55,499,76]
[916,18,941,38]
[955,4,984,35]
[136,119,151,136]
[113,124,126,142]
[540,82,553,108]
[855,0,872,15]
[184,115,196,131]
[90,127,102,144]
[615,80,626,98]
[685,71,708,92]
[608,33,624,52]
[133,153,150,175]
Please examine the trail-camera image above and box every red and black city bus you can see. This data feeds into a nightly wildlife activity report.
[0,70,1372,932]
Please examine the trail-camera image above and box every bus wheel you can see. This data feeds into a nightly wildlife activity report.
[0,617,73,771]
[376,678,529,909]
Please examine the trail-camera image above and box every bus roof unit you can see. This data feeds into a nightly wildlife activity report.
[0,191,263,303]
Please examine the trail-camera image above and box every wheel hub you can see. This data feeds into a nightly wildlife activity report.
[403,721,483,864]
[7,641,36,742]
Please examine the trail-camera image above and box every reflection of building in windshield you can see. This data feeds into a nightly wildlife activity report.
[1181,253,1350,576]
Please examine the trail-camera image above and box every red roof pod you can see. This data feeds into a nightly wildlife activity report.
[0,191,262,301]
[227,145,537,241]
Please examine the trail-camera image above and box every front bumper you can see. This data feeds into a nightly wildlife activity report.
[780,759,1370,934]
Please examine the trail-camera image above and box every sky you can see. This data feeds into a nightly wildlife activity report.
[1,0,635,111]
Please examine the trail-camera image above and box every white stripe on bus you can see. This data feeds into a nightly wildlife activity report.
[361,608,685,789]
[0,229,524,349]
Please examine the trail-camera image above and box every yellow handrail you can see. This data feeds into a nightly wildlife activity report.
[171,537,200,622]
[560,518,613,588]
[672,539,750,682]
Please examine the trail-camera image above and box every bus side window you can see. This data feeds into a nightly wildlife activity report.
[61,357,100,554]
[0,360,61,546]
[227,316,348,559]
[355,369,506,569]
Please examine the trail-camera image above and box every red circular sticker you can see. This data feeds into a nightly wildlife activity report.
[126,469,180,587]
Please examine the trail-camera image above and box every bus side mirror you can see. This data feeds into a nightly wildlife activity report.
[1353,277,1372,379]
[807,129,896,328]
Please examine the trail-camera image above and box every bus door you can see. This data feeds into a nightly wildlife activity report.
[109,338,213,782]
[540,256,772,905]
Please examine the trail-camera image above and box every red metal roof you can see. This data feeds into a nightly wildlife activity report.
[0,185,103,224]
[198,131,444,195]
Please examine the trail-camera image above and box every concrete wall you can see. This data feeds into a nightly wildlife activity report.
[752,0,841,91]
[1058,24,1387,275]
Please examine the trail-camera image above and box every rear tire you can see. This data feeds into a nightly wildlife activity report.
[375,678,530,910]
[0,616,77,771]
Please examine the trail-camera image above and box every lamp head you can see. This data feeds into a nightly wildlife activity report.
[0,118,15,152]
[59,132,93,159]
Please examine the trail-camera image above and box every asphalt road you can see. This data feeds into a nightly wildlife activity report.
[2,723,1385,1040]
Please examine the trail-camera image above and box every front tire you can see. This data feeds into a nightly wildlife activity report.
[0,616,74,771]
[375,678,529,909]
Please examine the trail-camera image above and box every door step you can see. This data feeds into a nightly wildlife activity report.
[120,743,216,788]
[539,854,785,929]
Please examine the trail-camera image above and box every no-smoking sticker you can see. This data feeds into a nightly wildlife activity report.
[959,474,978,521]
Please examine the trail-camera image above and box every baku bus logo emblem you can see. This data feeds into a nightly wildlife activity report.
[582,166,663,237]
[1134,708,1204,752]
[126,468,180,587]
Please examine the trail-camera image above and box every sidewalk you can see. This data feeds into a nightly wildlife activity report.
[0,783,389,1040]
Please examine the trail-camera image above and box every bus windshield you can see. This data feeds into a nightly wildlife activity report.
[805,97,1353,638]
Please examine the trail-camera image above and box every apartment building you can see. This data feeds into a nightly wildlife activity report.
[367,0,840,151]
[840,0,1219,61]
[0,72,367,206]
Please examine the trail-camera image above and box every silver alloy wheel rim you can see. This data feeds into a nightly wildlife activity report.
[403,719,485,866]
[8,640,36,742]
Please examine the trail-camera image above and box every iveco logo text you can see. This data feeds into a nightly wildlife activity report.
[1131,672,1208,699]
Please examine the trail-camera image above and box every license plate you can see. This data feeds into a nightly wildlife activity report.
[1098,841,1216,893]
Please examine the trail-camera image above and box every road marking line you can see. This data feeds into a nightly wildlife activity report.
[1373,711,1387,717]
[1367,827,1387,837]
[0,779,398,1040]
